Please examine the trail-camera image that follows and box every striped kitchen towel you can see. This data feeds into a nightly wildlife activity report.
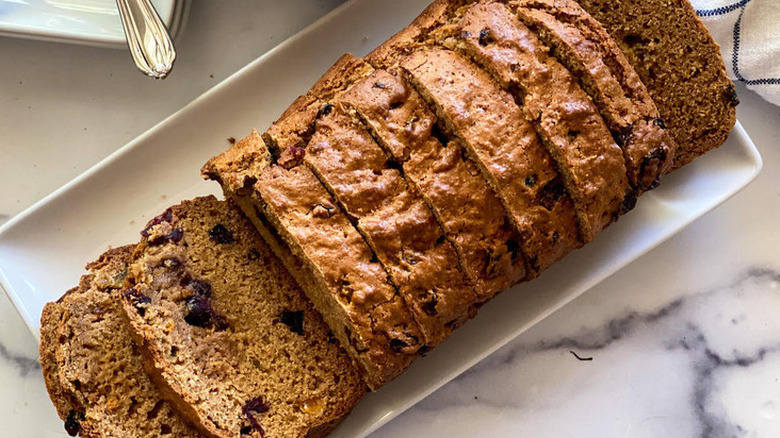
[691,0,780,105]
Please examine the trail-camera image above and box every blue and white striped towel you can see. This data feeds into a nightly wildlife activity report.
[690,0,780,105]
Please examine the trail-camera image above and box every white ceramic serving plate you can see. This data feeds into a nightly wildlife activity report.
[0,0,762,436]
[0,0,185,48]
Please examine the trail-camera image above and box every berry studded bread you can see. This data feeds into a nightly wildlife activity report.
[203,137,423,390]
[339,68,527,294]
[40,246,206,438]
[119,196,365,438]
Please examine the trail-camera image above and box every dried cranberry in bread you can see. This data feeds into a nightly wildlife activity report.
[203,133,423,390]
[40,246,205,438]
[509,0,676,191]
[120,196,365,438]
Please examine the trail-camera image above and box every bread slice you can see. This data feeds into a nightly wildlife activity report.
[203,134,423,390]
[508,0,676,192]
[340,68,527,294]
[119,196,365,438]
[435,6,631,242]
[40,246,206,438]
[574,0,737,169]
[398,47,583,272]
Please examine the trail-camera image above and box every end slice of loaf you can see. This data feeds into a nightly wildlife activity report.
[203,133,423,390]
[40,246,206,438]
[120,196,365,438]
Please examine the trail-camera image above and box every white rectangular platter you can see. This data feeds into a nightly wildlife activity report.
[0,0,762,436]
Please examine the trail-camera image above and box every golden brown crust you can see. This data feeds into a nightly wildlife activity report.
[400,47,583,271]
[252,162,423,389]
[262,54,375,152]
[302,103,479,344]
[445,7,630,242]
[339,68,527,296]
[506,0,676,191]
[574,0,737,169]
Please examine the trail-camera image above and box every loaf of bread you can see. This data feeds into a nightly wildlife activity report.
[39,246,206,438]
[119,196,365,438]
[204,0,736,391]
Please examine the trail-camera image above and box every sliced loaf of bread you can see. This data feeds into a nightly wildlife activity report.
[119,196,365,438]
[444,4,631,241]
[280,100,480,345]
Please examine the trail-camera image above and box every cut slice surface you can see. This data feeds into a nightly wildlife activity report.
[509,0,676,191]
[339,68,527,294]
[400,47,581,271]
[451,4,631,241]
[120,196,365,438]
[41,246,206,438]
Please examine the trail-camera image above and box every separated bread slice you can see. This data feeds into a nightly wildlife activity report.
[508,0,676,191]
[446,3,631,241]
[339,68,527,294]
[40,246,206,438]
[288,101,479,344]
[574,0,737,169]
[398,47,582,272]
[203,133,423,390]
[120,196,365,438]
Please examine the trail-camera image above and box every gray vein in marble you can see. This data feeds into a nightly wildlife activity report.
[412,268,780,437]
[0,341,40,377]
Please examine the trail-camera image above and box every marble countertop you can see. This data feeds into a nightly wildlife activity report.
[1,1,778,437]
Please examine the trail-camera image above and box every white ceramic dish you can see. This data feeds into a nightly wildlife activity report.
[0,0,762,436]
[0,0,186,48]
